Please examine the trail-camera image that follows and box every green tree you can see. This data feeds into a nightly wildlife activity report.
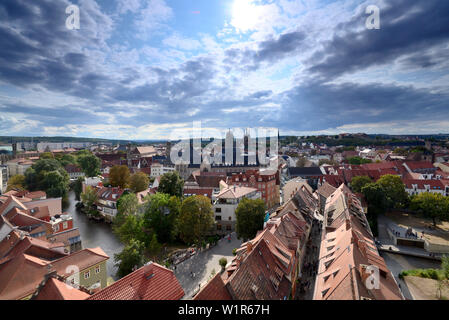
[362,183,387,215]
[43,170,69,198]
[219,257,228,271]
[72,176,84,201]
[348,156,372,165]
[57,154,77,167]
[143,193,181,244]
[410,193,449,227]
[442,255,449,280]
[148,233,162,257]
[114,239,145,278]
[6,174,26,191]
[376,174,409,209]
[114,213,145,244]
[109,165,131,189]
[24,159,70,200]
[77,153,101,177]
[40,152,54,159]
[80,186,99,215]
[319,159,339,166]
[178,195,214,245]
[157,171,184,198]
[361,182,387,236]
[351,176,372,193]
[235,198,266,241]
[113,193,139,232]
[130,172,150,193]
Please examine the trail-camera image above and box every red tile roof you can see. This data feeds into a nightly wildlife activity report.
[404,161,435,171]
[402,179,445,190]
[194,273,232,300]
[34,277,90,300]
[88,262,184,300]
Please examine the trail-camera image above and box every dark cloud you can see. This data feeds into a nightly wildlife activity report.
[224,30,307,71]
[276,80,449,131]
[307,0,449,80]
[0,0,448,137]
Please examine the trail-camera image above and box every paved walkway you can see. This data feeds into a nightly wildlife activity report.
[377,214,442,261]
[173,232,242,299]
[296,219,322,300]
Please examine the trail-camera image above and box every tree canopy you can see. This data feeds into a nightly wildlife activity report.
[80,185,99,215]
[351,176,373,193]
[235,198,266,241]
[77,153,101,177]
[114,239,145,278]
[376,174,409,209]
[157,171,184,198]
[143,193,181,244]
[6,174,26,191]
[109,165,131,189]
[410,192,449,227]
[130,172,150,193]
[347,156,372,165]
[24,159,70,199]
[178,195,214,245]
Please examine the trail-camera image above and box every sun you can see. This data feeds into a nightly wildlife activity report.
[230,0,260,32]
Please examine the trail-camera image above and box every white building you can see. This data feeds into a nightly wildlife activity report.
[37,142,92,152]
[0,165,8,194]
[82,177,102,193]
[150,163,175,178]
[404,179,448,197]
[212,181,261,234]
[6,158,34,176]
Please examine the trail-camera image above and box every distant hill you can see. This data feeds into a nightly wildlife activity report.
[0,136,133,145]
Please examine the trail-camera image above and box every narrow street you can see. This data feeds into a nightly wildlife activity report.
[296,219,322,300]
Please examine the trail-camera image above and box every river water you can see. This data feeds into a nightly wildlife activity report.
[66,191,124,280]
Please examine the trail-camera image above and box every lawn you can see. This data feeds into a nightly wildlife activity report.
[403,276,449,300]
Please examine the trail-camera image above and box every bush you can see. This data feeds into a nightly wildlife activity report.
[400,268,443,280]
[232,248,237,256]
[219,257,228,269]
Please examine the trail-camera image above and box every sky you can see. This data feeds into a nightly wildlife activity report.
[0,0,448,140]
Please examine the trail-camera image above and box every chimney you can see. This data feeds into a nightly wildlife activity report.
[143,262,154,279]
[247,241,253,253]
[358,264,372,288]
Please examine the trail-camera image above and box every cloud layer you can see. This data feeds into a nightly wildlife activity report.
[0,0,448,139]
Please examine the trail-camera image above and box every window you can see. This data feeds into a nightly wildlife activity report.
[228,216,232,221]
[215,207,221,213]
[84,270,90,279]
[63,221,68,229]
[226,225,232,231]
[215,215,222,221]
[95,265,101,274]
[217,224,222,230]
[54,224,60,232]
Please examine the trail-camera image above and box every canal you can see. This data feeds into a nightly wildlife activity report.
[66,191,124,280]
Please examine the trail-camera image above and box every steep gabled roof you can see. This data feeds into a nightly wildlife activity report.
[194,273,232,300]
[88,262,184,300]
[34,277,90,300]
